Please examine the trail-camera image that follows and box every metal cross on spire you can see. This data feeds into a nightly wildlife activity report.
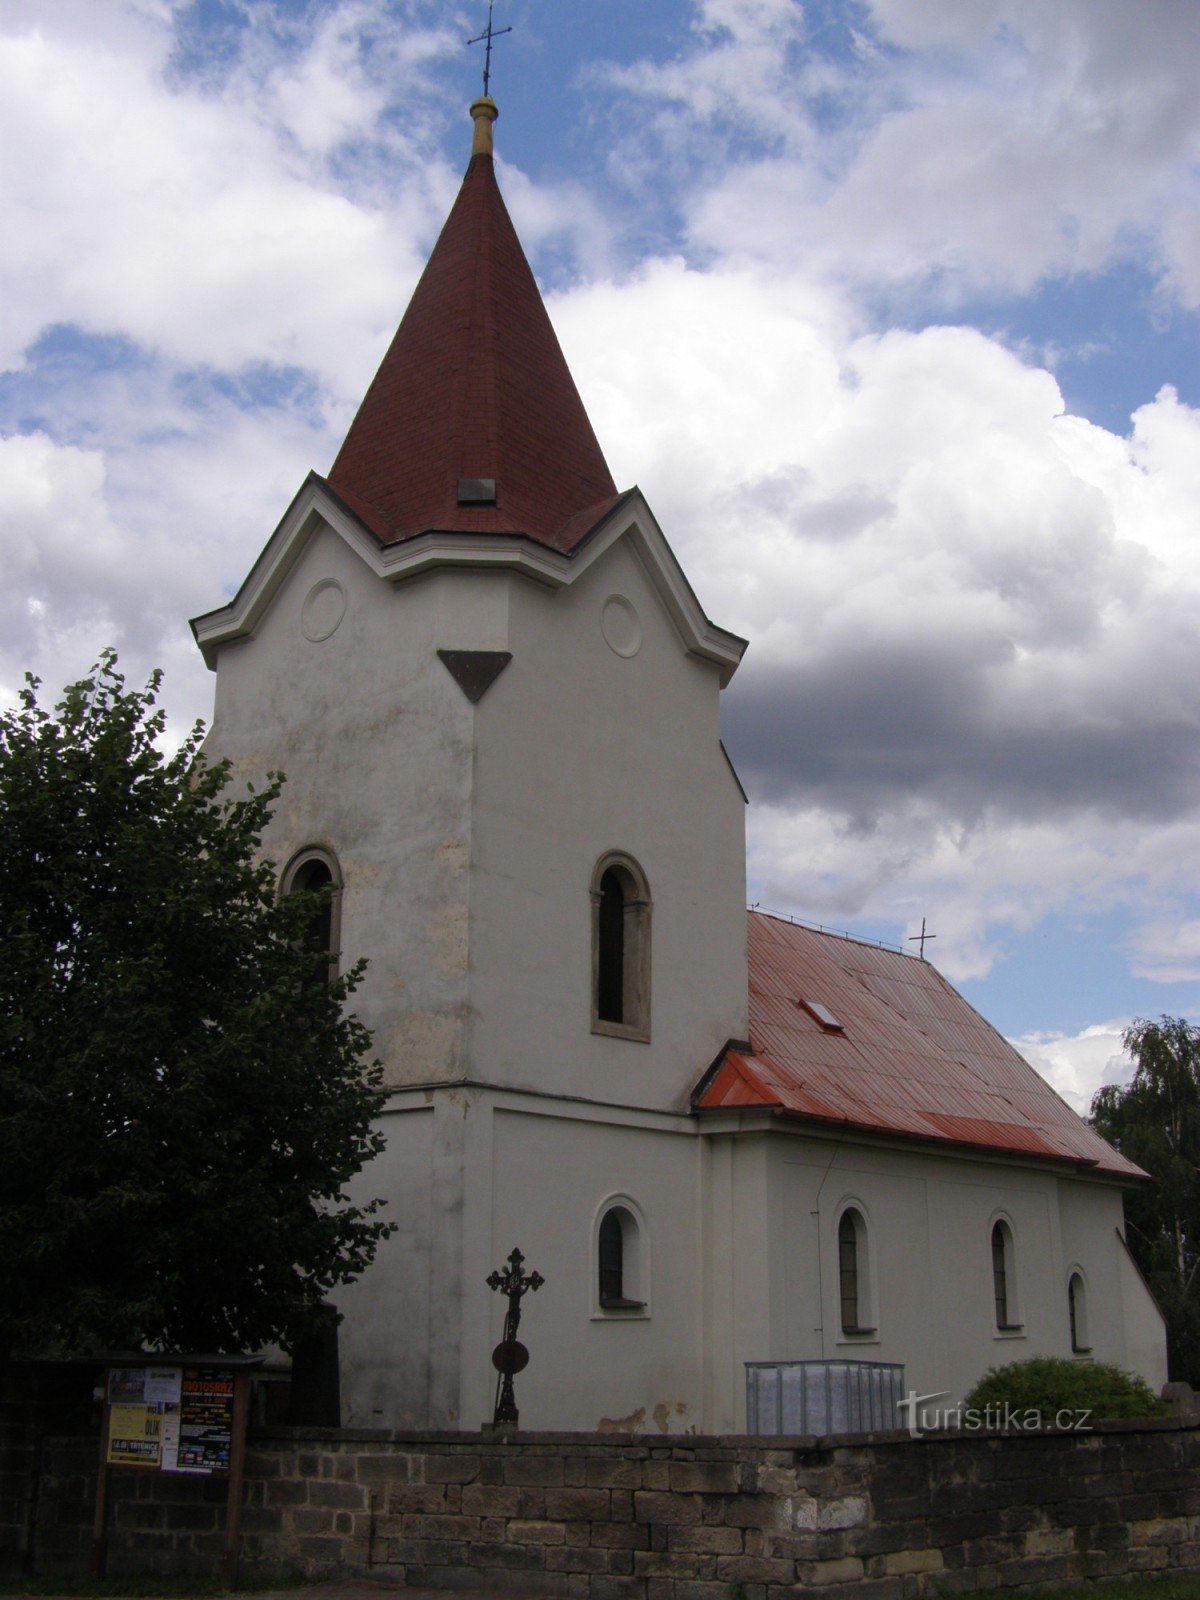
[468,1,512,99]
[908,917,937,960]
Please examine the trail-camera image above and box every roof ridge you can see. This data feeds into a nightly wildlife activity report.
[747,905,914,959]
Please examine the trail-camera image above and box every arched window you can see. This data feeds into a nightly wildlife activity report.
[1068,1271,1090,1353]
[595,1202,647,1313]
[837,1207,874,1335]
[590,854,651,1041]
[991,1220,1021,1331]
[282,848,342,985]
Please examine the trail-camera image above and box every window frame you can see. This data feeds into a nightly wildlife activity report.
[592,1196,650,1318]
[990,1217,1024,1335]
[1068,1269,1091,1354]
[834,1201,877,1340]
[281,846,343,984]
[590,853,652,1042]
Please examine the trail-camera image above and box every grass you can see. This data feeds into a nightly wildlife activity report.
[0,1573,310,1597]
[990,1582,1199,1600]
[0,1570,1196,1599]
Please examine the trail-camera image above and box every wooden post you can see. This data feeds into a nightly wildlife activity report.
[89,1394,112,1578]
[219,1369,251,1589]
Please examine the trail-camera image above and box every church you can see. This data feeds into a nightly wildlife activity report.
[190,94,1167,1433]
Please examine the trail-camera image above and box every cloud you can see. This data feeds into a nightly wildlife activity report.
[1007,1021,1133,1116]
[4,0,1200,1014]
[598,0,1200,310]
[0,1,460,388]
[555,255,1200,977]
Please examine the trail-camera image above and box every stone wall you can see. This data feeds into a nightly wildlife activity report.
[17,1419,1200,1597]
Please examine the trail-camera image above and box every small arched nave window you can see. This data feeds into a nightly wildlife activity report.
[991,1219,1022,1332]
[595,1200,648,1313]
[590,853,651,1041]
[837,1206,875,1336]
[1068,1271,1090,1353]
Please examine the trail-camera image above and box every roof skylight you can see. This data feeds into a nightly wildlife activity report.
[798,998,844,1032]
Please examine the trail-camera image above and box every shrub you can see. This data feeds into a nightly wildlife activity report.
[963,1357,1165,1422]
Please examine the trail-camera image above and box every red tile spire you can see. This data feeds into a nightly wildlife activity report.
[327,97,619,550]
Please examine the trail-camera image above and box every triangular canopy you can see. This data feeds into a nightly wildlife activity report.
[327,100,618,550]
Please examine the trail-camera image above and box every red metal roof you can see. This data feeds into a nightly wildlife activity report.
[696,911,1145,1180]
[327,149,617,550]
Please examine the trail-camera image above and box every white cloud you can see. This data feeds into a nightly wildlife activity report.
[555,256,1200,978]
[1008,1021,1133,1116]
[599,0,1200,309]
[0,3,458,389]
[4,0,1200,1017]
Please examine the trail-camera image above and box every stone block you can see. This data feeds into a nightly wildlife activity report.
[354,1453,412,1483]
[715,1553,795,1584]
[468,1538,544,1570]
[590,1520,649,1549]
[403,1513,481,1541]
[543,1487,611,1520]
[386,1534,462,1564]
[632,1548,714,1579]
[586,1458,645,1489]
[634,1490,701,1526]
[309,1480,365,1510]
[996,1554,1072,1587]
[588,1576,643,1600]
[460,1484,521,1517]
[426,1454,480,1483]
[381,1486,449,1519]
[668,1524,743,1554]
[544,1543,610,1574]
[265,1478,308,1507]
[799,1554,864,1585]
[502,1456,564,1486]
[1025,1526,1075,1556]
[507,1519,566,1544]
[1127,1546,1170,1572]
[883,1546,943,1575]
[669,1461,739,1494]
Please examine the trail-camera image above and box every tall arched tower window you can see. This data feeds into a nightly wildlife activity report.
[282,847,342,985]
[590,853,651,1041]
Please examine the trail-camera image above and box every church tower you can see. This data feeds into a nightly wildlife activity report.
[192,96,750,1429]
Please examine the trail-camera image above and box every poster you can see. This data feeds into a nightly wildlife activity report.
[175,1367,235,1474]
[103,1363,236,1476]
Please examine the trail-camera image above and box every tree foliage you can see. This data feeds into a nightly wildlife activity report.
[0,654,391,1359]
[964,1356,1164,1421]
[1091,1015,1200,1385]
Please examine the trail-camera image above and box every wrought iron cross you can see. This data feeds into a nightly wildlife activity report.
[468,1,512,99]
[486,1246,544,1426]
[908,917,937,960]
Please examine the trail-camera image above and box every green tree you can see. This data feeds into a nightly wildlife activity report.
[1091,1015,1200,1385]
[0,653,391,1359]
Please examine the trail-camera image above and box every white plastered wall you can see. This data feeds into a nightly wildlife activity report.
[464,535,748,1111]
[704,1129,1171,1429]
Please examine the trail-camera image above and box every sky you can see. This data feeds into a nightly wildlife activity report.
[3,0,1199,1114]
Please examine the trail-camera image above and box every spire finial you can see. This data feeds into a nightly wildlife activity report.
[468,1,511,100]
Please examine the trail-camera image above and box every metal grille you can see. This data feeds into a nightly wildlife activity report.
[745,1359,905,1436]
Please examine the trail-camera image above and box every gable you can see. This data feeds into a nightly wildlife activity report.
[695,911,1146,1181]
[191,475,746,685]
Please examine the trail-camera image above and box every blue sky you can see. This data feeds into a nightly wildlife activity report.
[3,0,1200,1112]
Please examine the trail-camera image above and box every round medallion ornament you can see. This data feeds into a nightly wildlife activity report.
[301,579,347,642]
[491,1339,530,1375]
[601,594,642,658]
